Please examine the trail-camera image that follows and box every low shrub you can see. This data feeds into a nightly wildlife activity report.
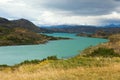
[85,47,120,57]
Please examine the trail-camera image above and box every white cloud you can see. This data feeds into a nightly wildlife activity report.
[0,0,120,26]
[35,11,99,25]
[35,11,120,26]
[0,0,13,3]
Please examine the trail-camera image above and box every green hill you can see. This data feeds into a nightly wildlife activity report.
[0,17,50,33]
[0,17,69,46]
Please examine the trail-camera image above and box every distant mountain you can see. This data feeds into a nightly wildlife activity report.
[0,17,11,24]
[43,25,120,34]
[43,25,100,33]
[0,17,49,33]
[103,24,120,28]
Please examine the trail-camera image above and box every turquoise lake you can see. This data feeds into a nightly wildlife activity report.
[0,33,108,65]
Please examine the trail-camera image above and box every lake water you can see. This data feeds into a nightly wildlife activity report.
[0,33,108,65]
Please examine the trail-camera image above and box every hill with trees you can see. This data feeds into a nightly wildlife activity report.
[0,17,69,46]
[0,17,50,33]
[0,27,68,46]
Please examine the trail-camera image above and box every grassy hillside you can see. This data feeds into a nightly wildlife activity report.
[76,30,111,39]
[0,56,120,80]
[0,34,120,80]
[0,27,68,46]
[0,17,50,33]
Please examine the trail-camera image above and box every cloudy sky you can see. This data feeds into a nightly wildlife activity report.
[0,0,120,26]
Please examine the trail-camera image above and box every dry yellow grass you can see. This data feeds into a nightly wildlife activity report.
[0,58,120,80]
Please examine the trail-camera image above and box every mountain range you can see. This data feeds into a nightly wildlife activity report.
[43,25,120,33]
[0,17,120,34]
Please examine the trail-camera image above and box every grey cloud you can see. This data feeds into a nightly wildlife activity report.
[115,0,120,1]
[1,0,120,25]
[100,19,120,25]
[23,0,120,15]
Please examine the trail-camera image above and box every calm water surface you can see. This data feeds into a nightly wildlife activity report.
[0,33,108,65]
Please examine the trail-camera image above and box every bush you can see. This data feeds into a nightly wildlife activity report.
[19,59,40,65]
[47,56,58,60]
[19,56,58,65]
[0,64,9,67]
[109,34,120,43]
[85,47,120,57]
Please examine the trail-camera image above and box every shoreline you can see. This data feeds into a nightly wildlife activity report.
[0,38,108,66]
[0,33,109,66]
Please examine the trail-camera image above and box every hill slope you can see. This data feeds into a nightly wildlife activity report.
[0,27,67,46]
[0,17,49,33]
[0,17,70,46]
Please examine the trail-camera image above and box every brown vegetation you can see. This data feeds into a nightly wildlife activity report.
[0,27,69,46]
